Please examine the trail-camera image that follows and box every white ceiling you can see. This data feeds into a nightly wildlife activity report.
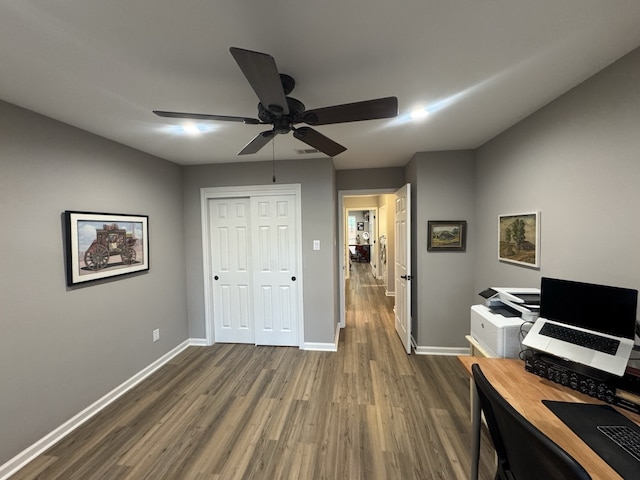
[1,1,640,170]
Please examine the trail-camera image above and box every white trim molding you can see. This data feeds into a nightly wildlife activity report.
[302,324,340,352]
[0,339,203,480]
[302,342,338,352]
[414,345,471,356]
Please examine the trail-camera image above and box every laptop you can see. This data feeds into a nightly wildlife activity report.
[522,277,638,376]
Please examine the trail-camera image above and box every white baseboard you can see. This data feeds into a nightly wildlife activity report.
[301,325,340,352]
[414,345,470,356]
[0,338,203,480]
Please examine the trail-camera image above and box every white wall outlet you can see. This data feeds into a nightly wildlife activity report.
[313,240,320,250]
[153,329,160,342]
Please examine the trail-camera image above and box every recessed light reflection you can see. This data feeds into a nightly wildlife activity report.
[161,123,218,136]
[182,123,201,135]
[410,107,430,120]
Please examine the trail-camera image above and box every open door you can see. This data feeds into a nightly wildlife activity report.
[394,184,411,353]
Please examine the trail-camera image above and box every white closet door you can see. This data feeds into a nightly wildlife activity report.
[251,194,299,346]
[210,198,254,344]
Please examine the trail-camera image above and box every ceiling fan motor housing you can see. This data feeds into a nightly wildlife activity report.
[257,96,306,130]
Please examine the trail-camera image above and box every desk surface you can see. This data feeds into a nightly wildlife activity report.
[458,356,640,480]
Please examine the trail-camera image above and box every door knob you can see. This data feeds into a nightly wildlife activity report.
[291,276,296,281]
[214,275,219,280]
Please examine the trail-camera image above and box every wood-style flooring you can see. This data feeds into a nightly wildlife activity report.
[11,262,495,479]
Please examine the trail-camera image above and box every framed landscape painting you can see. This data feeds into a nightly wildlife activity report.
[65,211,149,286]
[498,211,540,268]
[427,220,467,251]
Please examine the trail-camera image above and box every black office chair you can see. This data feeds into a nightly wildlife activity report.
[471,364,591,480]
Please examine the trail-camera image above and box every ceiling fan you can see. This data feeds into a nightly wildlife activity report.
[153,47,398,157]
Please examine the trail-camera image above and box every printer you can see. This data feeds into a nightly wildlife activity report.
[470,287,540,358]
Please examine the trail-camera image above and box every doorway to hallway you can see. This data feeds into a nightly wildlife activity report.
[338,186,412,353]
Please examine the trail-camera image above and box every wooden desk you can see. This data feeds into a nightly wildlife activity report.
[465,335,495,358]
[458,356,640,480]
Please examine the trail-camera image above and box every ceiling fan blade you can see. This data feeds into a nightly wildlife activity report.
[153,110,260,124]
[229,47,289,115]
[302,96,398,126]
[238,130,276,155]
[293,127,347,157]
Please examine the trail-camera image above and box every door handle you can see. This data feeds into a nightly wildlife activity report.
[214,275,219,280]
[291,276,296,281]
[400,275,412,280]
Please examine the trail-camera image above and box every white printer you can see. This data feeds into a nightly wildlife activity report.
[470,287,540,358]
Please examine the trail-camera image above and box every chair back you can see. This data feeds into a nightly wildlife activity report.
[472,363,591,480]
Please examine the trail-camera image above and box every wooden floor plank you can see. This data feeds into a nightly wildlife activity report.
[9,262,495,480]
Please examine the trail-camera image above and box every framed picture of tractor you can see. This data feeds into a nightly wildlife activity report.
[64,211,149,286]
[498,211,540,268]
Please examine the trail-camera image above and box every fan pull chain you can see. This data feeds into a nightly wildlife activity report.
[272,139,276,183]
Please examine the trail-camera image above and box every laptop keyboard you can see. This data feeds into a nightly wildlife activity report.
[597,425,640,462]
[540,322,620,355]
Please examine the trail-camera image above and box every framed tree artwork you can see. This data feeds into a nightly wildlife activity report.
[498,211,540,268]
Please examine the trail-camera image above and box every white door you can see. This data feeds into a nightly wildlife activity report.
[394,184,412,354]
[251,195,299,346]
[210,198,254,343]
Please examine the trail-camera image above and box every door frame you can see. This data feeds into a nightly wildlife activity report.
[338,188,396,329]
[201,184,304,347]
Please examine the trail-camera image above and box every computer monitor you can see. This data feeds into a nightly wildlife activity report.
[539,277,637,339]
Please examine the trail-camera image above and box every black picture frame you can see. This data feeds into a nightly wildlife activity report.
[64,211,149,286]
[427,220,467,251]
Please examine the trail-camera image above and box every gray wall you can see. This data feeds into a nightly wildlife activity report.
[336,167,405,191]
[182,159,338,344]
[474,46,640,309]
[0,101,187,464]
[405,151,476,348]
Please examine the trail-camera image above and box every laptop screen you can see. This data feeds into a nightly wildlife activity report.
[540,277,638,339]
